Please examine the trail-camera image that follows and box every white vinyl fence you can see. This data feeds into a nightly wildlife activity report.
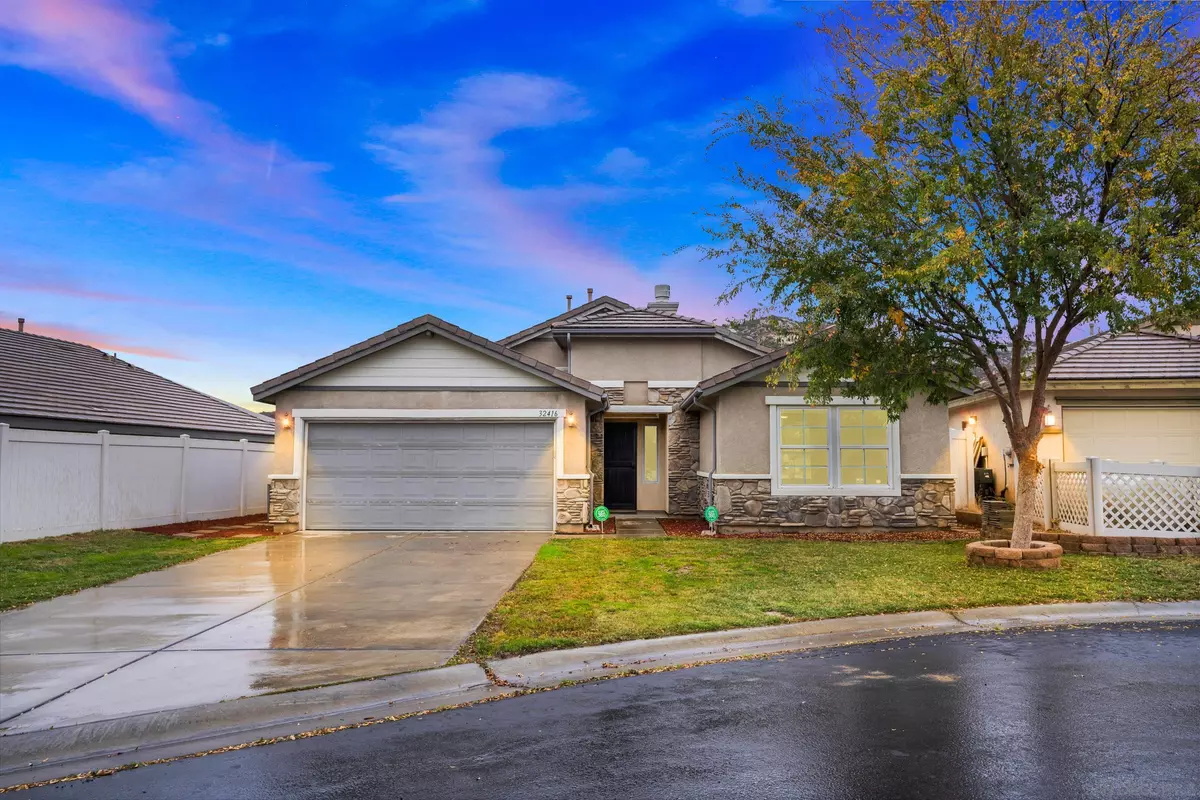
[0,423,274,542]
[1033,456,1200,537]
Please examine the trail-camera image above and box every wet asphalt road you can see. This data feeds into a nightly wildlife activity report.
[17,623,1200,800]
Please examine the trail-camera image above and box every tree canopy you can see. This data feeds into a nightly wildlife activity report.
[705,0,1200,546]
[708,1,1199,411]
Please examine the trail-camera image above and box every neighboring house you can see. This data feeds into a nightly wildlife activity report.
[253,286,956,533]
[948,325,1200,506]
[0,326,275,540]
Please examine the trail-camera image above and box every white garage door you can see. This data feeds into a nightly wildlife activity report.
[1063,407,1200,465]
[305,422,554,531]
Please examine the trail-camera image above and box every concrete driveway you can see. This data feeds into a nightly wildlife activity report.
[0,531,548,732]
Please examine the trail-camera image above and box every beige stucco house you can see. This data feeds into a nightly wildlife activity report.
[948,325,1200,506]
[252,286,957,533]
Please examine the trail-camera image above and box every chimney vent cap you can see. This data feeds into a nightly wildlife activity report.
[654,284,671,301]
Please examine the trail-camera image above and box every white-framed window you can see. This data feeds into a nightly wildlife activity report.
[769,399,900,496]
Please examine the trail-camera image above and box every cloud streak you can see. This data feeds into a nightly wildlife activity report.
[370,71,729,314]
[1,314,191,360]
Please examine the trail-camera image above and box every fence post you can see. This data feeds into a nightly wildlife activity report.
[98,430,110,531]
[239,439,248,516]
[1087,456,1104,535]
[0,423,9,541]
[178,434,191,523]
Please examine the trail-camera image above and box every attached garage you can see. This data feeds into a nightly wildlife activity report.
[251,315,606,534]
[305,421,555,531]
[1063,407,1200,465]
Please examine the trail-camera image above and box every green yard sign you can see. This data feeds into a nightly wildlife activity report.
[703,505,719,523]
[593,505,610,522]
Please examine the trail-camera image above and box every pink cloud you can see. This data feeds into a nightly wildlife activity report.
[1,314,191,360]
[370,72,732,317]
[0,0,336,224]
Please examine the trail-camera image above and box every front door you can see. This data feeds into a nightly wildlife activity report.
[604,422,638,510]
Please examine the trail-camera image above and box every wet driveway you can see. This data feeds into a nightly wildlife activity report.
[16,622,1198,799]
[0,531,548,731]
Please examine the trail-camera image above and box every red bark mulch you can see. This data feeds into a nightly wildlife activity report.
[658,517,979,542]
[135,514,276,539]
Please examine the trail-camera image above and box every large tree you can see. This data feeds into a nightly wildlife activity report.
[706,1,1200,548]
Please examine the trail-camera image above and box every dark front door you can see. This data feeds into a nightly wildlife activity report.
[604,422,638,510]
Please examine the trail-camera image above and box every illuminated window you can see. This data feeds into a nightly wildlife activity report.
[643,424,659,483]
[779,407,829,486]
[838,408,891,486]
[773,405,896,494]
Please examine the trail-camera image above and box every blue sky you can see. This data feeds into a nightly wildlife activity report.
[0,0,830,407]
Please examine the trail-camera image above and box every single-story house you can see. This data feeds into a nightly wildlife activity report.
[252,286,957,534]
[0,324,275,540]
[948,324,1200,505]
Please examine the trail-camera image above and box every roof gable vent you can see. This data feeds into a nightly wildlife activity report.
[646,284,679,314]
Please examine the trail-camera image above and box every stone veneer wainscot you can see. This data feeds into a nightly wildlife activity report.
[712,477,956,531]
[268,477,301,533]
[556,477,591,531]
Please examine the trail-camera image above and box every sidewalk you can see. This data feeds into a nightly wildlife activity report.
[4,600,1198,788]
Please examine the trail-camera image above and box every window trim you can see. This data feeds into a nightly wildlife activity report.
[767,399,901,496]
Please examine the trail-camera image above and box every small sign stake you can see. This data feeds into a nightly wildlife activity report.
[593,505,610,523]
[703,505,719,524]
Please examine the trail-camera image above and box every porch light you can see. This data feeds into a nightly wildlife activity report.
[280,414,292,430]
[1043,412,1056,427]
[565,412,577,428]
[967,415,978,427]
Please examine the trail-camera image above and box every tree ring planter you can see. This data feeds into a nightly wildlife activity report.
[966,539,1063,570]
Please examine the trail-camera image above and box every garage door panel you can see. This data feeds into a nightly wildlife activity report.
[305,422,554,530]
[1064,408,1200,465]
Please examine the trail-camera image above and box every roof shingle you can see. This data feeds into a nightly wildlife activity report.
[1048,330,1200,380]
[0,328,274,437]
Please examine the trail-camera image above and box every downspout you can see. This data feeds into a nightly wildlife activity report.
[566,333,572,374]
[692,392,717,531]
[586,396,608,530]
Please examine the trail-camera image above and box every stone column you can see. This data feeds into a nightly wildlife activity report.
[268,477,301,533]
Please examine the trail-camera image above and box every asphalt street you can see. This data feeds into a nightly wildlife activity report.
[16,622,1200,799]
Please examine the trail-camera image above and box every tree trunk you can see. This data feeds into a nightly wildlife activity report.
[1010,446,1042,549]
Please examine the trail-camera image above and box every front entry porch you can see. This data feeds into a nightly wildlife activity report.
[603,416,666,513]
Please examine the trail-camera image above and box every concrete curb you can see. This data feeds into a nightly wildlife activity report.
[0,664,501,786]
[3,601,1197,788]
[487,600,1200,688]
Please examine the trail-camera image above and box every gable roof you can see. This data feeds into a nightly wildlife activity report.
[251,314,606,403]
[498,295,632,347]
[551,307,771,354]
[1047,328,1200,381]
[678,347,790,410]
[0,327,274,438]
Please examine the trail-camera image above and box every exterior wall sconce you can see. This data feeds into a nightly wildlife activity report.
[279,413,293,430]
[967,415,978,427]
[565,412,577,428]
[1043,412,1056,427]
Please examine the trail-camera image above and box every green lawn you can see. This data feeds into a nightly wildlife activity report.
[464,538,1200,659]
[0,530,264,611]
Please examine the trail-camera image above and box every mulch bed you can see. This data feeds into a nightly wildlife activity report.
[135,514,276,539]
[658,517,979,542]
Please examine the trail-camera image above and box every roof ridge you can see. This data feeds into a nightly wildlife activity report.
[497,296,633,346]
[252,314,605,402]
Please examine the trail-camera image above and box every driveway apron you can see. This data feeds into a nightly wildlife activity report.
[0,531,548,732]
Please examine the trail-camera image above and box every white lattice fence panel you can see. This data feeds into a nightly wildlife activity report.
[1053,468,1090,528]
[1101,472,1200,535]
[1030,468,1046,528]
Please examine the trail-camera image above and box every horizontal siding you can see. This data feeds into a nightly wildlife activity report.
[306,336,555,388]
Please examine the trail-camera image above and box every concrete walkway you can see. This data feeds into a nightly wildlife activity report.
[3,600,1196,788]
[0,531,548,733]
